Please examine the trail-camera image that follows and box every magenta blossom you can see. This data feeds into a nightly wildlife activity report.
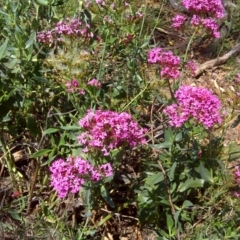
[77,109,147,156]
[172,15,186,29]
[50,156,113,198]
[181,0,224,19]
[88,78,101,88]
[185,60,198,76]
[164,85,222,128]
[147,48,181,79]
[65,79,85,94]
[38,17,94,44]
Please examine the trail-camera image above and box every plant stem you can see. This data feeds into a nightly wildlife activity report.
[184,28,197,63]
[121,83,149,111]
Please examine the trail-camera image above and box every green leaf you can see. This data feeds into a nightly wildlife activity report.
[0,38,9,60]
[145,172,164,189]
[195,162,214,183]
[140,36,151,49]
[182,200,193,209]
[35,0,48,5]
[177,179,204,192]
[31,149,52,158]
[166,213,174,230]
[101,185,115,208]
[60,125,81,131]
[9,211,22,221]
[168,162,177,181]
[174,210,181,228]
[164,127,173,142]
[32,18,39,30]
[43,128,60,135]
[149,142,171,149]
[25,31,36,49]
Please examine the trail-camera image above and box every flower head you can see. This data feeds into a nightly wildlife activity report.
[181,0,224,19]
[50,156,113,198]
[77,109,147,155]
[88,78,101,88]
[147,48,181,79]
[172,15,186,29]
[164,85,222,128]
[185,61,198,76]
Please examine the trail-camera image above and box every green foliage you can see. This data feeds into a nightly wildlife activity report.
[1,0,240,239]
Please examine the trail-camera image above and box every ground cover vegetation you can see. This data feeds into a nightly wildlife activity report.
[1,0,240,239]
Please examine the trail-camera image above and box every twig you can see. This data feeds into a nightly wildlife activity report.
[100,208,138,221]
[195,43,240,77]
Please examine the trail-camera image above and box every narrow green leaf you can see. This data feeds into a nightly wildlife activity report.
[174,210,181,228]
[25,31,36,49]
[43,128,60,135]
[0,39,9,60]
[149,142,171,149]
[168,162,177,181]
[31,149,52,158]
[145,172,164,189]
[35,0,48,5]
[195,162,214,183]
[9,211,22,221]
[178,179,204,192]
[101,185,115,208]
[60,125,81,131]
[166,214,174,230]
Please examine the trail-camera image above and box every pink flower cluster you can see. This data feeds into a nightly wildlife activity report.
[87,78,101,88]
[65,79,85,95]
[172,0,224,38]
[147,48,181,79]
[190,15,221,38]
[77,109,147,156]
[185,60,198,76]
[37,18,94,44]
[163,85,222,128]
[50,156,113,198]
[172,15,187,30]
[148,48,180,79]
[182,0,224,18]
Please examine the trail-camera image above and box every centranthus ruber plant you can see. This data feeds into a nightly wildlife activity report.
[77,109,147,156]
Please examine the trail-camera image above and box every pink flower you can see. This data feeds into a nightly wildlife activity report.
[164,86,222,128]
[147,48,181,79]
[50,156,113,198]
[87,78,101,88]
[181,0,224,19]
[185,61,198,76]
[172,15,186,29]
[38,17,94,44]
[201,18,220,38]
[77,109,147,156]
[234,191,240,198]
[190,15,201,26]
